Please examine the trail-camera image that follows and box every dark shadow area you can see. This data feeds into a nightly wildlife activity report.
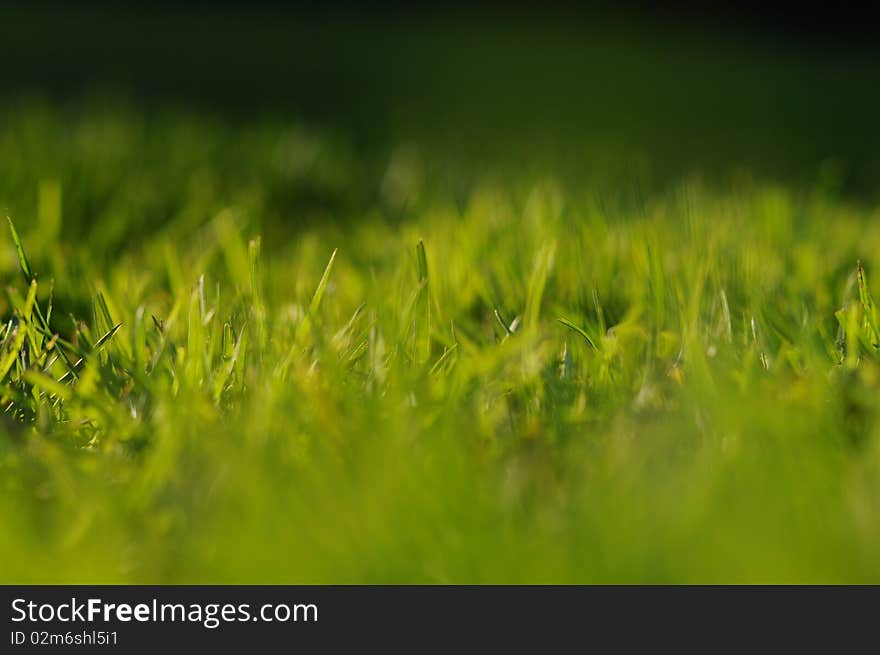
[1,3,879,241]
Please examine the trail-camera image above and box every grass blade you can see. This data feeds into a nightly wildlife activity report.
[296,248,338,345]
[557,316,598,350]
[93,323,123,352]
[7,215,33,282]
[23,369,71,401]
[308,247,338,318]
[416,240,431,362]
[857,260,879,348]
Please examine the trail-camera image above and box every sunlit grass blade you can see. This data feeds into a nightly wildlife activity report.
[7,215,33,282]
[0,281,41,384]
[23,369,71,401]
[415,240,431,362]
[213,325,247,402]
[557,316,598,350]
[295,247,338,345]
[856,260,879,349]
[93,322,123,352]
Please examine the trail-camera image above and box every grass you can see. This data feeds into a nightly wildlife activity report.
[2,15,880,581]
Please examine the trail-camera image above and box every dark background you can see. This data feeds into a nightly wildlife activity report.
[1,2,879,198]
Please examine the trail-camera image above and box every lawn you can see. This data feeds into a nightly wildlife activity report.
[2,9,880,583]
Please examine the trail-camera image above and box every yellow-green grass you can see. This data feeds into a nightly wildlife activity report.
[3,99,880,583]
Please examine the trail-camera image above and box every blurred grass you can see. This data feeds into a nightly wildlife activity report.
[3,7,880,195]
[2,8,880,582]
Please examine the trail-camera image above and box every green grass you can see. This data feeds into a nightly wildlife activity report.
[3,91,880,583]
